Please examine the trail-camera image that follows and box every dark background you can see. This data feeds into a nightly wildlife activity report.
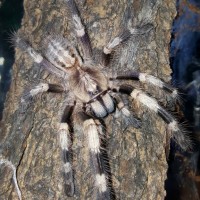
[0,0,23,119]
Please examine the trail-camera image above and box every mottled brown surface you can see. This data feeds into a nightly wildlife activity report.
[0,0,176,199]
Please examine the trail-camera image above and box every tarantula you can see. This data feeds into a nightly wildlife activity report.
[10,0,190,199]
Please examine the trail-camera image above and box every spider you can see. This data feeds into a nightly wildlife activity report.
[9,0,191,199]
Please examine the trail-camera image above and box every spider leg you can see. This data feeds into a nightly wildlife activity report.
[65,0,92,61]
[112,92,142,128]
[102,30,131,66]
[110,72,178,99]
[21,83,64,103]
[112,84,191,151]
[14,36,66,78]
[59,103,75,196]
[77,111,111,199]
[102,24,153,66]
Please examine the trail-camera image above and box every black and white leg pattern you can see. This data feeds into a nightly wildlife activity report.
[112,84,190,151]
[78,111,110,199]
[110,71,178,99]
[59,104,75,196]
[113,92,142,128]
[102,24,153,66]
[21,83,64,103]
[14,36,66,78]
[65,0,92,60]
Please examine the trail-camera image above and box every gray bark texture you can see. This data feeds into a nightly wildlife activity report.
[0,0,176,199]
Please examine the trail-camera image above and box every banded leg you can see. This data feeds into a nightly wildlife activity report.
[110,72,178,99]
[65,0,92,60]
[59,104,75,196]
[14,36,66,78]
[113,93,141,128]
[102,24,153,66]
[112,84,191,151]
[21,83,64,103]
[102,30,131,66]
[77,111,111,199]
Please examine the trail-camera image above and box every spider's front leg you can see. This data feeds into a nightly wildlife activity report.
[65,0,92,61]
[102,24,153,66]
[14,35,66,78]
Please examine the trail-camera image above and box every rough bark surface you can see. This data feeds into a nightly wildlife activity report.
[0,0,176,199]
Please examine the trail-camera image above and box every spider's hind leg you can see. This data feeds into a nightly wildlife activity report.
[102,30,131,66]
[77,111,112,199]
[112,84,191,151]
[59,103,76,196]
[112,92,142,128]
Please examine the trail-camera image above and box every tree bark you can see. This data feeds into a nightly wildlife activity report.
[0,0,176,199]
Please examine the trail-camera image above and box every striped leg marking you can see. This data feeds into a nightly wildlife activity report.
[84,119,110,198]
[89,93,115,118]
[113,84,191,150]
[43,34,84,68]
[59,123,74,196]
[110,72,178,99]
[102,24,153,66]
[78,112,110,199]
[14,36,66,78]
[103,30,131,55]
[21,83,64,103]
[102,30,130,66]
[65,0,92,60]
[113,94,141,128]
[59,104,75,196]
